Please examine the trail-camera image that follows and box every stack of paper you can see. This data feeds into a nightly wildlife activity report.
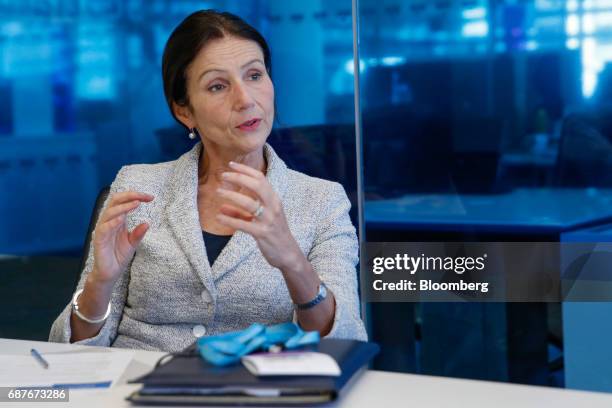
[0,350,133,389]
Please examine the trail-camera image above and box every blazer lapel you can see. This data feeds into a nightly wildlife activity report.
[211,143,289,281]
[165,143,217,297]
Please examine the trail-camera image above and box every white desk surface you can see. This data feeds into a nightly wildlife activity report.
[2,338,612,408]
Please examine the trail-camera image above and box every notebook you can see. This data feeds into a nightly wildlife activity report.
[127,339,379,406]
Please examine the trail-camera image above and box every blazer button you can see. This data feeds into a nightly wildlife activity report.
[192,325,207,338]
[201,290,212,303]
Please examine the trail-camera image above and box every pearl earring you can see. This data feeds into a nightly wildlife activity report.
[188,128,196,140]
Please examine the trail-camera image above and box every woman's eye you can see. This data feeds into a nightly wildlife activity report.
[248,72,262,81]
[208,84,225,92]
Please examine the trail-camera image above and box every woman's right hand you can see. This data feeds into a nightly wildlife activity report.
[90,191,154,286]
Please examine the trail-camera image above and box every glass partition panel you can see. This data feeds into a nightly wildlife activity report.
[358,0,612,392]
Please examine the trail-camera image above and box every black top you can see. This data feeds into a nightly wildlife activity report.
[202,230,232,266]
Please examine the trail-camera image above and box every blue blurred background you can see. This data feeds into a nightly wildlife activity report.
[2,0,612,395]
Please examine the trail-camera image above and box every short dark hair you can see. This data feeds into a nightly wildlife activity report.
[162,10,272,126]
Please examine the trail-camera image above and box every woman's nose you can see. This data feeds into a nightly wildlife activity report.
[233,82,255,111]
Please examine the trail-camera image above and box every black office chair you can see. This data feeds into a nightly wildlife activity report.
[73,186,110,293]
[555,109,612,187]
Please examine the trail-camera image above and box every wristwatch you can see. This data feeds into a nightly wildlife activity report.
[295,282,328,310]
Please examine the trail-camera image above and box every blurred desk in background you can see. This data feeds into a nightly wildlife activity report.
[366,188,612,236]
[501,151,558,167]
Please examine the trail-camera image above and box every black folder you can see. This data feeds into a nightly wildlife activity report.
[127,339,379,406]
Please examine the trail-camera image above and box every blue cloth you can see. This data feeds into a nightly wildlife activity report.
[197,323,320,366]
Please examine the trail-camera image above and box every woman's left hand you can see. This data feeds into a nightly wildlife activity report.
[215,161,302,271]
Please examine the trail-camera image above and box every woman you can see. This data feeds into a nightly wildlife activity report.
[49,10,366,352]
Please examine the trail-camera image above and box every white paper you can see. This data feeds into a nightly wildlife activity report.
[241,351,341,377]
[0,350,133,388]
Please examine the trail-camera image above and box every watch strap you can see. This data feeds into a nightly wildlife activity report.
[295,282,328,310]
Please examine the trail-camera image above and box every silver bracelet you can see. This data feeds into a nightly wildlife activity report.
[71,288,111,324]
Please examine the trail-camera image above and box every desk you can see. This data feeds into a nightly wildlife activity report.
[365,187,612,235]
[2,338,612,408]
[364,188,612,384]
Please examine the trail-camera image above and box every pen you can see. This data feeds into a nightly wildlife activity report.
[31,348,49,369]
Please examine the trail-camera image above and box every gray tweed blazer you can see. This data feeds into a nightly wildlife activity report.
[49,142,367,352]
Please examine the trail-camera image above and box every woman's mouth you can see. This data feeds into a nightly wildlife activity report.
[236,118,261,132]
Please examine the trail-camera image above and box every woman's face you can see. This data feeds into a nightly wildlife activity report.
[177,35,275,156]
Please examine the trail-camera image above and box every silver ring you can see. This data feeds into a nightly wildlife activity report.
[253,202,264,218]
